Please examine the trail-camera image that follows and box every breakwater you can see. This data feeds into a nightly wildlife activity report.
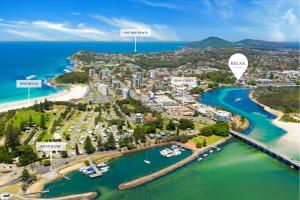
[17,192,97,200]
[118,136,232,190]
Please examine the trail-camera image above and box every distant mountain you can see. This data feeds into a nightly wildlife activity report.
[187,37,298,49]
[235,39,296,49]
[186,37,235,48]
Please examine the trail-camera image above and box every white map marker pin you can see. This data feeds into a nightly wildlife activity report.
[228,53,248,80]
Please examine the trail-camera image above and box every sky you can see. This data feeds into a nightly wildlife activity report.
[0,0,299,41]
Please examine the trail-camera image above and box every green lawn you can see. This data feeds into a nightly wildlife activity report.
[40,132,53,141]
[10,109,52,129]
[194,121,205,130]
[191,135,224,145]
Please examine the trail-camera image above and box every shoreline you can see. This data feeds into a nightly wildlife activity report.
[248,91,300,146]
[0,84,88,113]
[248,92,283,118]
[25,142,179,198]
[25,151,122,198]
[25,141,205,198]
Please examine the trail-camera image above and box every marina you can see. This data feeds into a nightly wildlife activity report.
[159,145,186,158]
[42,145,192,198]
[79,161,110,178]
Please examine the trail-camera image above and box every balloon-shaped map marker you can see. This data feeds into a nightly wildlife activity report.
[228,53,248,80]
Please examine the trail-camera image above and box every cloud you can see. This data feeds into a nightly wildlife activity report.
[135,0,183,10]
[70,12,81,16]
[282,9,297,26]
[271,31,285,41]
[4,29,54,41]
[0,16,180,41]
[245,0,299,41]
[32,21,109,40]
[92,15,180,41]
[201,0,234,19]
[0,18,116,41]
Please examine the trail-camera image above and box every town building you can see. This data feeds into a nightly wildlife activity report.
[211,110,232,122]
[136,72,143,81]
[101,68,110,78]
[122,88,131,99]
[132,78,140,88]
[98,83,109,96]
[149,70,158,79]
[135,113,143,124]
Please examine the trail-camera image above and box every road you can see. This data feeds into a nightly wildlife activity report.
[70,111,88,146]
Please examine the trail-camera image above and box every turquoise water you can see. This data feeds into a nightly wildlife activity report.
[43,145,192,198]
[201,87,300,161]
[0,42,185,104]
[103,141,299,200]
[43,87,299,200]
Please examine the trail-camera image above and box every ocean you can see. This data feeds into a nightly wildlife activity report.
[0,41,186,104]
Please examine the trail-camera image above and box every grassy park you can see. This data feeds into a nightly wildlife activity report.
[191,135,224,146]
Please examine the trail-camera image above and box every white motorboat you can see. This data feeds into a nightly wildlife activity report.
[97,162,107,168]
[144,160,151,164]
[197,157,203,162]
[26,75,36,80]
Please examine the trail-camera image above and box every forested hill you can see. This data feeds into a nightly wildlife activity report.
[186,37,298,49]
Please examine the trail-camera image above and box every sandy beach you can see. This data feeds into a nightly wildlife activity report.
[249,92,300,146]
[0,85,88,113]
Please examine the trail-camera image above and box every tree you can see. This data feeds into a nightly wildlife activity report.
[133,126,143,142]
[142,124,156,134]
[200,125,214,136]
[97,136,103,151]
[33,103,39,111]
[56,72,89,84]
[43,159,51,166]
[40,115,46,129]
[190,87,204,95]
[196,142,202,148]
[39,102,44,112]
[166,119,176,131]
[29,115,33,127]
[16,145,38,166]
[0,151,14,163]
[119,135,132,148]
[21,168,30,181]
[202,138,207,147]
[84,136,95,154]
[44,99,52,110]
[19,121,26,132]
[200,122,229,137]
[75,143,80,155]
[60,151,68,158]
[178,119,194,130]
[107,133,116,149]
[5,124,20,150]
